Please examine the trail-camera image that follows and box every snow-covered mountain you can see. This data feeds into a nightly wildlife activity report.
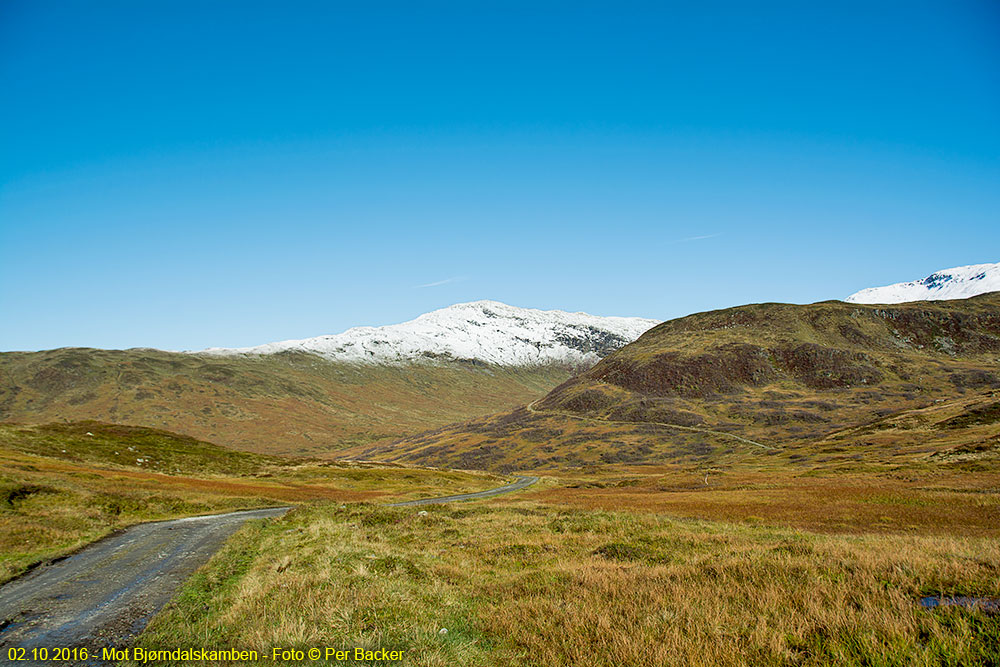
[197,301,658,367]
[846,262,1000,304]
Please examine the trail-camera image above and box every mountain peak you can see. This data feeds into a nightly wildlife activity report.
[846,262,1000,304]
[197,301,658,367]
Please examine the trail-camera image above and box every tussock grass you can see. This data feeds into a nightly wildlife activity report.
[529,465,1000,536]
[135,502,1000,666]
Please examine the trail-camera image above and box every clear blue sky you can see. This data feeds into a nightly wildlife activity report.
[2,1,998,351]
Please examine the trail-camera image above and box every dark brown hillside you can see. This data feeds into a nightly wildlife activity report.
[364,294,1000,471]
[537,294,1000,441]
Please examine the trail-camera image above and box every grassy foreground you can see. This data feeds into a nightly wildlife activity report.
[133,500,999,666]
[0,422,505,583]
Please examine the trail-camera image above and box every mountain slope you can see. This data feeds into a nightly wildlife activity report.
[846,262,1000,304]
[366,293,1000,471]
[0,349,571,455]
[199,300,658,367]
[1,302,656,455]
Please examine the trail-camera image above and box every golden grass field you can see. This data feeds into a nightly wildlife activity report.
[123,381,999,665]
[527,465,999,537]
[132,498,1000,666]
[2,414,998,665]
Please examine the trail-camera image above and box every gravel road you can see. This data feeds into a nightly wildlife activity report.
[0,476,538,664]
[387,475,538,506]
[0,507,288,665]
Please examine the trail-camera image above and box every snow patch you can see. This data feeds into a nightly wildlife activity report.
[846,262,1000,304]
[193,300,658,367]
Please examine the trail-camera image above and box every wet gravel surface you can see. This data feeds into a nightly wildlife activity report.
[0,476,538,665]
[0,507,288,665]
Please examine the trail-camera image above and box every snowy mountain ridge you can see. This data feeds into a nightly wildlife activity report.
[196,300,659,367]
[846,262,1000,304]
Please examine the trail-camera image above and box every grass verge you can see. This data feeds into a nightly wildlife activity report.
[133,501,1000,666]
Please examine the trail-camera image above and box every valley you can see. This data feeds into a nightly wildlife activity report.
[2,289,999,665]
[6,2,1000,661]
[0,302,654,456]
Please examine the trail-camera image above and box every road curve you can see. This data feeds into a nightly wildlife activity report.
[387,475,538,506]
[0,476,537,663]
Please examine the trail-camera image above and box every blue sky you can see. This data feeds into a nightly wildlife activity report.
[2,1,998,351]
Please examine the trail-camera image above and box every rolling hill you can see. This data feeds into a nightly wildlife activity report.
[0,302,656,455]
[365,293,1000,471]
